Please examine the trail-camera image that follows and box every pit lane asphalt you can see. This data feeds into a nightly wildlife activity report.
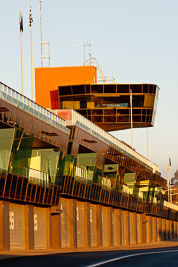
[0,247,178,267]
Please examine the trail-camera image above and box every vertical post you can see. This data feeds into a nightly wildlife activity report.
[29,0,34,101]
[130,88,133,149]
[20,31,24,95]
[170,167,172,203]
[40,0,43,67]
[20,8,24,95]
[167,162,170,202]
[83,43,86,66]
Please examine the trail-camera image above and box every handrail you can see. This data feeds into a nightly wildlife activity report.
[0,82,70,135]
[9,166,49,186]
[85,57,116,84]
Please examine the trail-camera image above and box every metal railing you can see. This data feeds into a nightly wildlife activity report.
[24,167,49,186]
[9,166,49,186]
[97,77,116,84]
[0,82,70,135]
[85,57,116,84]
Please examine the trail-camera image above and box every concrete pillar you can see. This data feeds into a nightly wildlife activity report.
[146,215,151,243]
[51,213,60,249]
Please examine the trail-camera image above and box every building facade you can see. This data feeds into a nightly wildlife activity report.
[0,66,177,251]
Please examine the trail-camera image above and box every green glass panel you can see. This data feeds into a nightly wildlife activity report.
[63,154,77,177]
[124,173,136,185]
[10,130,33,177]
[9,129,62,185]
[0,128,15,172]
[76,153,97,182]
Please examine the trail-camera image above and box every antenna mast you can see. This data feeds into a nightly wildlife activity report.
[39,0,51,67]
[40,0,43,67]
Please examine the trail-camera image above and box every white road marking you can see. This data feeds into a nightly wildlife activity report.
[85,249,178,267]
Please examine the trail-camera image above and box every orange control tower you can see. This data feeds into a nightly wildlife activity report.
[35,65,159,132]
[35,66,97,109]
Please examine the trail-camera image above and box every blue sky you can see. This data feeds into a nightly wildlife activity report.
[0,0,178,179]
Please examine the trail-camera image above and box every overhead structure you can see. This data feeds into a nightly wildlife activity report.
[35,66,159,132]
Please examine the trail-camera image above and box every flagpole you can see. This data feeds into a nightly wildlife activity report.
[167,162,170,202]
[20,30,24,95]
[29,0,34,101]
[20,8,24,95]
[167,158,172,202]
[170,164,172,203]
[130,88,133,149]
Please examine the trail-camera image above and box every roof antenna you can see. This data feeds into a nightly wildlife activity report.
[39,0,43,67]
[39,0,51,67]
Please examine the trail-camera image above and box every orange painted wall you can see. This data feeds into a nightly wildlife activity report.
[35,66,97,109]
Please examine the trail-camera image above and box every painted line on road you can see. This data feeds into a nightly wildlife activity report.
[85,249,178,267]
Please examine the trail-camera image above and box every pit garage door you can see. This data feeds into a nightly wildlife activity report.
[90,204,97,247]
[165,219,169,240]
[136,214,142,244]
[129,212,136,245]
[34,207,47,249]
[60,198,71,248]
[161,219,166,240]
[9,203,25,250]
[151,217,157,242]
[157,218,162,241]
[102,206,109,247]
[146,215,151,243]
[111,208,119,247]
[76,201,86,248]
